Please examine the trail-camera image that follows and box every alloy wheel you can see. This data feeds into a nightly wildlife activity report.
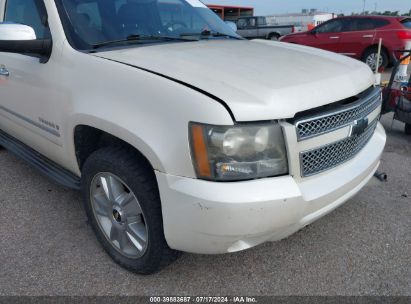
[90,173,148,258]
[365,53,383,71]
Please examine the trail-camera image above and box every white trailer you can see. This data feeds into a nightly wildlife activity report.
[266,12,335,31]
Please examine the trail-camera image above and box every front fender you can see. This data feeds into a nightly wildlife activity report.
[67,114,164,174]
[60,46,234,178]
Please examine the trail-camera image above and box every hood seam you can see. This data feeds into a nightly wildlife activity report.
[94,55,237,122]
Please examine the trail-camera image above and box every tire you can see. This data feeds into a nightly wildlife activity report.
[81,146,180,274]
[268,33,280,41]
[405,123,411,135]
[362,47,389,71]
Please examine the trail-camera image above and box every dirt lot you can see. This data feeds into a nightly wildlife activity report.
[0,91,410,296]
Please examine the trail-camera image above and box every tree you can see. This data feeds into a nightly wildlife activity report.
[352,10,410,16]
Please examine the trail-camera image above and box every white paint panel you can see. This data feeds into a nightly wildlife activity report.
[97,39,375,122]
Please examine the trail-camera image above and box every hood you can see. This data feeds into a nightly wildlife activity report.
[95,39,375,121]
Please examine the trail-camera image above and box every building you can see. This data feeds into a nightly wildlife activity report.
[265,10,335,30]
[206,4,254,22]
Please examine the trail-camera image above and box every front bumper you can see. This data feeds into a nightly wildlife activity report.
[156,123,386,254]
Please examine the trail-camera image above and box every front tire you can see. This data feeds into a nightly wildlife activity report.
[405,123,411,135]
[81,146,180,274]
[362,47,389,71]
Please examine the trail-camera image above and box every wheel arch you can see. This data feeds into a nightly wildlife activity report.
[267,32,281,39]
[361,44,390,62]
[72,121,164,175]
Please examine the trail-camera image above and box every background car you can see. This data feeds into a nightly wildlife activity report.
[280,16,411,70]
[236,16,294,40]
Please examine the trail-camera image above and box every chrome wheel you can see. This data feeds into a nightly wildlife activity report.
[365,53,383,71]
[90,173,148,258]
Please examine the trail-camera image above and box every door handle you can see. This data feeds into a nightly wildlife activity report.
[0,65,9,77]
[363,35,374,38]
[329,36,340,39]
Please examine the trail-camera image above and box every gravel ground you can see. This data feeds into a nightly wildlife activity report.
[0,113,410,296]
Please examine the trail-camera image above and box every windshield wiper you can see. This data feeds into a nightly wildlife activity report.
[180,30,243,40]
[91,34,197,50]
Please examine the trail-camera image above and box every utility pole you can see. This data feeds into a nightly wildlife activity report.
[374,2,377,13]
[362,0,366,14]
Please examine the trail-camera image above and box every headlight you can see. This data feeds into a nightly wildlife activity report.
[189,122,288,181]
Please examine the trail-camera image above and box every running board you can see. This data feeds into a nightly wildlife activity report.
[0,130,81,190]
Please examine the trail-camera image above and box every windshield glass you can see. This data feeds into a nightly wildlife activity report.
[55,0,240,50]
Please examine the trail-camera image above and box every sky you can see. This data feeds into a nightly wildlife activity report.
[202,0,410,15]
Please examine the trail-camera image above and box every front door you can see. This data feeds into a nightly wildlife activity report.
[306,18,348,53]
[236,17,257,39]
[0,0,64,155]
[339,18,377,58]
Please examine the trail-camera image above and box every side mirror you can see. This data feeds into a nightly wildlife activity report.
[0,23,52,62]
[0,23,37,40]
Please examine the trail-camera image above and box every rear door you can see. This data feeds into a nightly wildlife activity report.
[338,18,388,59]
[305,18,347,52]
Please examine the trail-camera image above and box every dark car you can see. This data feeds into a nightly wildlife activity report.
[280,16,411,70]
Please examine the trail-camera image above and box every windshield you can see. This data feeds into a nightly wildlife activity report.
[55,0,240,50]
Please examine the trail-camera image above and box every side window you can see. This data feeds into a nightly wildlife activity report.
[237,18,247,29]
[344,18,387,32]
[4,0,50,39]
[236,18,255,29]
[248,18,256,27]
[315,19,345,33]
[356,18,376,31]
[373,19,390,29]
[344,19,361,32]
[401,19,411,29]
[257,17,266,26]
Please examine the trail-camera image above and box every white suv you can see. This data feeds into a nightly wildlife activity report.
[0,0,386,274]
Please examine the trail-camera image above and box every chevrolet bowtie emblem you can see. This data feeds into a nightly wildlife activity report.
[350,117,369,137]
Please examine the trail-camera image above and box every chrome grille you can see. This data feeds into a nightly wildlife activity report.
[295,88,381,141]
[300,119,378,177]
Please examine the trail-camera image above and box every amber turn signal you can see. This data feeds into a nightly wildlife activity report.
[190,124,212,178]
